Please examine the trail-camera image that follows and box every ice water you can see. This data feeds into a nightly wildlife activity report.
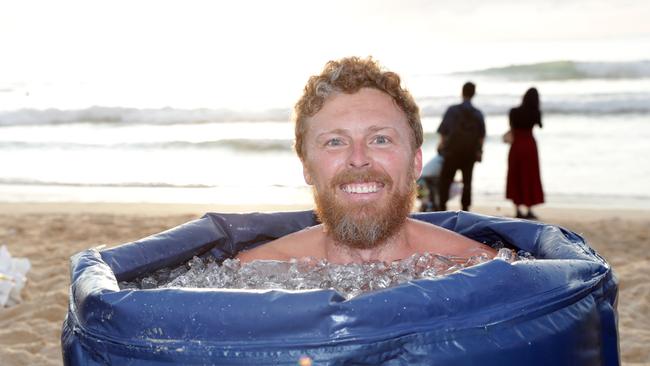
[119,248,525,299]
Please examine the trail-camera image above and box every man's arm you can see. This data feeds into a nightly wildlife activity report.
[475,136,484,162]
[437,134,446,155]
[436,107,453,154]
[476,111,486,162]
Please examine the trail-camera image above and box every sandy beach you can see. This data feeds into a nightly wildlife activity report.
[0,201,648,365]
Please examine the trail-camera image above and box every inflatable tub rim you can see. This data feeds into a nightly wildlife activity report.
[62,210,619,365]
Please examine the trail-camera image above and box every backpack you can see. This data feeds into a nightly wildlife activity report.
[444,106,483,158]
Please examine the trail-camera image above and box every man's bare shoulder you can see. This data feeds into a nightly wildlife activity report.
[236,225,326,263]
[407,218,496,258]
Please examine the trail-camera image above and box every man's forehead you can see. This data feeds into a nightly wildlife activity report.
[306,89,408,135]
[317,88,399,113]
[315,125,397,137]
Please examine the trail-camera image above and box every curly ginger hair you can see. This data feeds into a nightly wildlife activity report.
[293,56,422,160]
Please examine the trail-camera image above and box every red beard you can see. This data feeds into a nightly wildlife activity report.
[313,167,415,250]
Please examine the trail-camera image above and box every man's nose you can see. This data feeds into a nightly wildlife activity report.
[347,141,371,168]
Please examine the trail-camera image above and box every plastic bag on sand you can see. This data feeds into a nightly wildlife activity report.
[0,245,31,307]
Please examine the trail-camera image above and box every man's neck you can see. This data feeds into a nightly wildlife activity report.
[322,223,412,264]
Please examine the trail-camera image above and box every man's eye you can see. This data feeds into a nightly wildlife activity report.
[372,135,390,144]
[325,138,344,147]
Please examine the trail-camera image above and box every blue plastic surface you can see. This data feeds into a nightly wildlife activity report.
[62,211,619,365]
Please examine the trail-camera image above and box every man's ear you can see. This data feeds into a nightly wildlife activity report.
[302,160,314,185]
[413,148,423,179]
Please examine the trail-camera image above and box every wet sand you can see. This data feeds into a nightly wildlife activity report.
[0,202,648,365]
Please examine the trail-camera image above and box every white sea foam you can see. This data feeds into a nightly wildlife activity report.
[0,106,291,126]
[0,96,648,128]
[0,139,294,152]
[2,90,649,127]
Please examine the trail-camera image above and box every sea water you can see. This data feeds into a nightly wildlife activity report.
[119,248,528,299]
[1,60,650,208]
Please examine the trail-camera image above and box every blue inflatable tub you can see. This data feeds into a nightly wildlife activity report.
[62,211,619,365]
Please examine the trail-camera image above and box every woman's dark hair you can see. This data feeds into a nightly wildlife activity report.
[522,87,540,111]
[521,87,542,127]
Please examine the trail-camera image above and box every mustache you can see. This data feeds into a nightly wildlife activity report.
[330,168,393,187]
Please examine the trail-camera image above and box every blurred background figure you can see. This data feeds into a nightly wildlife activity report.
[505,87,545,219]
[417,155,462,212]
[436,82,485,212]
[418,155,443,212]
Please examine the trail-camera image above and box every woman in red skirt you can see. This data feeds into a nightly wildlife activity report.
[506,88,544,219]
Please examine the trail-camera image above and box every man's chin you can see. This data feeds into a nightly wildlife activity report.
[314,182,416,250]
[327,201,405,250]
[336,201,386,221]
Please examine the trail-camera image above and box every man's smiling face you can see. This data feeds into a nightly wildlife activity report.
[302,87,422,249]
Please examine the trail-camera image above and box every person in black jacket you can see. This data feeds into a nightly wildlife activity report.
[436,82,485,211]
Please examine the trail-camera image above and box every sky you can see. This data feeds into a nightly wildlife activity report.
[1,0,649,109]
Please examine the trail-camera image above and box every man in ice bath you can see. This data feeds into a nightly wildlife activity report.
[238,57,495,264]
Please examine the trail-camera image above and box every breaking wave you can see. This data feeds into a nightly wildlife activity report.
[0,106,291,126]
[0,139,294,152]
[2,92,649,128]
[419,92,650,116]
[455,60,650,80]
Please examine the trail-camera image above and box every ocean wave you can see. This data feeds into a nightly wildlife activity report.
[134,139,294,152]
[0,178,303,190]
[1,90,649,127]
[455,60,650,80]
[0,139,295,152]
[0,178,214,188]
[0,106,291,126]
[418,92,650,115]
